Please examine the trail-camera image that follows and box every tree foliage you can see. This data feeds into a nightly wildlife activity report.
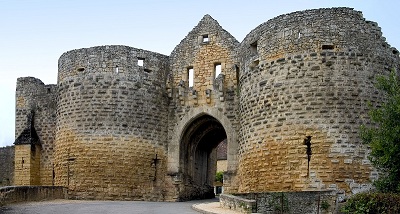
[215,171,223,183]
[341,192,400,214]
[361,70,400,193]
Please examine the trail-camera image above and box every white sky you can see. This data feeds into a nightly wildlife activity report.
[0,0,399,147]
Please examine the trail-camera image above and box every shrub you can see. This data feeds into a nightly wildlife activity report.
[341,192,400,214]
[321,200,330,211]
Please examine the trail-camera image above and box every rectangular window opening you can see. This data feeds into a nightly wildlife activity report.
[202,35,209,43]
[188,68,194,88]
[215,63,222,79]
[322,45,334,50]
[250,41,258,54]
[138,58,144,66]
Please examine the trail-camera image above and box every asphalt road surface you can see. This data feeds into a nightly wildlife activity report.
[0,198,218,214]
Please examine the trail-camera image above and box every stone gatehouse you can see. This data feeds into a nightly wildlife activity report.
[9,7,400,201]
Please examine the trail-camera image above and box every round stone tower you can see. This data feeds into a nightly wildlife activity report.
[55,45,170,200]
[235,8,400,194]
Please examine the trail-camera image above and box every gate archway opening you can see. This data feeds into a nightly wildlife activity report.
[179,114,227,200]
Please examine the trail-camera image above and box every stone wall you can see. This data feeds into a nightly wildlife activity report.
[220,193,256,213]
[14,77,57,186]
[55,45,170,200]
[235,7,400,194]
[217,139,227,160]
[231,191,337,214]
[0,186,66,206]
[238,8,397,62]
[167,15,240,200]
[0,146,14,186]
[216,140,228,172]
[14,144,41,185]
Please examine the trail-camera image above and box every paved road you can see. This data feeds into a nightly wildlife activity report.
[0,198,218,214]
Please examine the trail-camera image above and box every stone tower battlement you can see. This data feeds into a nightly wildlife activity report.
[11,7,400,202]
[239,7,397,63]
[58,45,169,83]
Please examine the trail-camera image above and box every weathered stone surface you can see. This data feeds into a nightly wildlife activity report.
[0,146,14,186]
[220,194,256,213]
[233,191,337,214]
[14,77,57,186]
[6,7,400,202]
[0,186,66,206]
[55,46,170,201]
[235,7,399,195]
[168,14,239,201]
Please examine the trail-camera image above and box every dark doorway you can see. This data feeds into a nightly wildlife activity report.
[179,115,227,200]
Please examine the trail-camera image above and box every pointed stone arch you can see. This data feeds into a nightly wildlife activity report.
[167,106,238,200]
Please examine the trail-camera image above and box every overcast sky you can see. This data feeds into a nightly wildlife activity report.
[0,0,399,147]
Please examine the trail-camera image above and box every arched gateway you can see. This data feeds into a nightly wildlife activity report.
[180,115,226,199]
[167,108,238,201]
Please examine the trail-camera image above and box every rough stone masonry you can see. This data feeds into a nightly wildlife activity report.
[4,7,400,202]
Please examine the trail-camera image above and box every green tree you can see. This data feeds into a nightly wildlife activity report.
[215,171,223,183]
[361,70,400,193]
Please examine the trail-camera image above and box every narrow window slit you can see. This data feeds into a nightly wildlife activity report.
[234,64,239,87]
[303,136,312,177]
[215,63,221,79]
[250,41,258,54]
[188,67,194,88]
